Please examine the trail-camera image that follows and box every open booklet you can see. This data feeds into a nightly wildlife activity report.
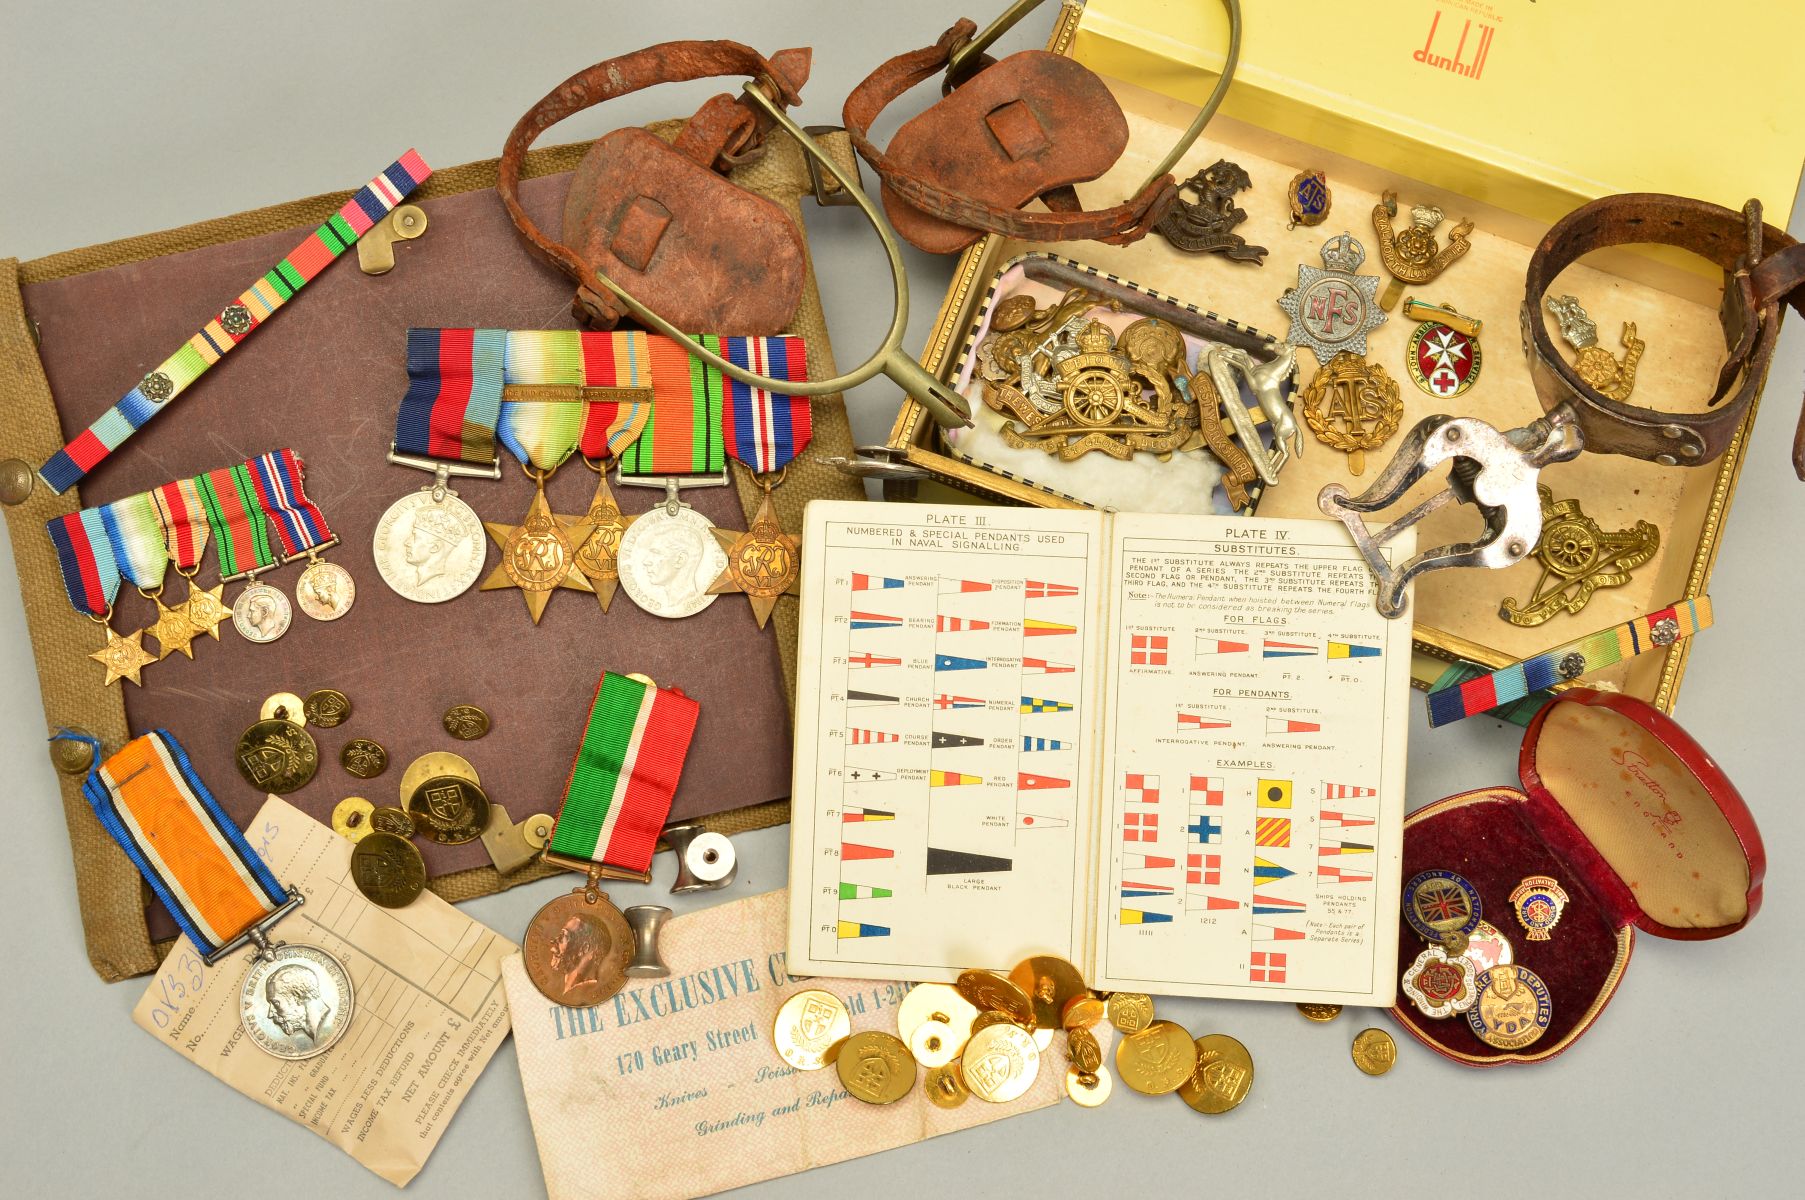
[786,501,1415,1007]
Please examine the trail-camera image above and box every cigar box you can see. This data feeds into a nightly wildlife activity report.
[1390,688,1764,1065]
[887,2,1799,711]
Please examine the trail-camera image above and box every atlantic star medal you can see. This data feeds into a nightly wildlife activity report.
[90,625,157,687]
[572,470,635,613]
[708,486,800,629]
[481,479,596,624]
[181,580,232,641]
[148,595,201,660]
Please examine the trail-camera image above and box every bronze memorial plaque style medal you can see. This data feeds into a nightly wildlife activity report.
[1178,1034,1255,1115]
[331,796,376,842]
[234,718,319,794]
[407,775,491,846]
[572,468,636,612]
[1351,1028,1397,1076]
[524,671,700,1007]
[1065,1066,1112,1108]
[836,1031,916,1105]
[303,688,351,727]
[1466,965,1554,1050]
[295,557,356,622]
[350,831,427,908]
[232,580,293,644]
[65,730,354,1060]
[341,737,390,780]
[709,483,801,629]
[773,989,851,1071]
[1116,1019,1199,1096]
[1298,351,1403,475]
[962,1023,1040,1103]
[442,704,491,740]
[1106,991,1154,1034]
[1278,232,1388,362]
[1510,876,1571,941]
[481,473,596,624]
[955,969,1036,1027]
[1402,945,1478,1019]
[1297,1003,1343,1023]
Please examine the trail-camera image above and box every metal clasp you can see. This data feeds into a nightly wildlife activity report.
[204,886,304,967]
[539,849,653,887]
[386,443,502,482]
[803,125,861,207]
[1318,406,1585,618]
[615,468,730,495]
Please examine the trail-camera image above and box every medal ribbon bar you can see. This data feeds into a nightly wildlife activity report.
[1426,596,1713,727]
[246,449,335,559]
[38,151,432,494]
[546,672,700,879]
[56,729,295,962]
[196,462,280,582]
[396,327,505,473]
[149,478,212,572]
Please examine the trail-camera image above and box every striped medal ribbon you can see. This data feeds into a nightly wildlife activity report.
[1427,597,1713,728]
[196,462,281,581]
[39,151,432,494]
[55,728,354,1059]
[546,672,700,878]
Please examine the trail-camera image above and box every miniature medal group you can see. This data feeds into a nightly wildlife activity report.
[1401,868,1569,1051]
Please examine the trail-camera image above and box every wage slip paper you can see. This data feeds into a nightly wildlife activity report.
[132,794,516,1186]
[506,887,1082,1200]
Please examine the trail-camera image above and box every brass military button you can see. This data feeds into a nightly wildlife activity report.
[51,728,97,775]
[0,459,34,506]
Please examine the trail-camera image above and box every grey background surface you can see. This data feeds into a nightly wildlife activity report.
[1,2,1799,1197]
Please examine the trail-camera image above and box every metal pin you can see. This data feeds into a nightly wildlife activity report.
[666,825,737,894]
[1402,299,1482,338]
[624,905,672,977]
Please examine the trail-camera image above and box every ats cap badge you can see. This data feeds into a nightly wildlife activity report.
[1509,875,1570,940]
[1278,232,1387,361]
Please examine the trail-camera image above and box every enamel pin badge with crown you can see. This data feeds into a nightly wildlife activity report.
[1277,232,1388,362]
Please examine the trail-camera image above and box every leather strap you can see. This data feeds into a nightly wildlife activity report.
[497,41,809,328]
[1523,194,1805,476]
[842,19,1174,247]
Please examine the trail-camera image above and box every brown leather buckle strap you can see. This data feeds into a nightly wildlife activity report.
[497,41,810,330]
[843,0,1242,253]
[1522,193,1804,475]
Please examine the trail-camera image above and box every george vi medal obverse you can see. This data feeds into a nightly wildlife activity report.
[617,501,729,619]
[373,488,487,603]
[239,942,354,1060]
[232,581,292,644]
[295,560,356,621]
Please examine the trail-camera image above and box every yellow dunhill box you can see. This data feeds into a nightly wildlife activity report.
[1074,0,1805,228]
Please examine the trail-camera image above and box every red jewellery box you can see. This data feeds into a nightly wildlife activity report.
[1391,689,1765,1066]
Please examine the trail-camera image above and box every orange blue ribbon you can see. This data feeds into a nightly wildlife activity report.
[38,151,431,494]
[56,728,288,957]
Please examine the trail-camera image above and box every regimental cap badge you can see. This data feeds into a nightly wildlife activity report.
[1320,232,1366,274]
[1410,203,1446,232]
[1544,294,1600,349]
[1277,231,1387,362]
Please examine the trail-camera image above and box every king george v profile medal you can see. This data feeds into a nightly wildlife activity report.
[1277,232,1388,362]
[524,671,700,1006]
[61,730,353,1059]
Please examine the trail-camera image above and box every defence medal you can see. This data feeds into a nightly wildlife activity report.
[1543,294,1644,401]
[59,729,354,1058]
[480,468,596,623]
[524,671,699,1006]
[196,458,289,643]
[616,481,730,619]
[376,329,503,604]
[710,478,801,628]
[1277,233,1388,362]
[1286,169,1331,229]
[1298,352,1403,475]
[1406,304,1483,399]
[1370,190,1474,310]
[1499,486,1659,626]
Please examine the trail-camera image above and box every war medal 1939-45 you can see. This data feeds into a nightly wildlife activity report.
[60,729,354,1061]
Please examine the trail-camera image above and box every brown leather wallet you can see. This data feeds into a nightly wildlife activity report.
[499,41,812,334]
[1523,194,1805,475]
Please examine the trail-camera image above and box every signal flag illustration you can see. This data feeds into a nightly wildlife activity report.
[839,882,892,900]
[1178,712,1232,732]
[1123,773,1161,804]
[1266,715,1322,734]
[1252,893,1306,916]
[1130,634,1168,665]
[849,728,898,745]
[935,653,986,672]
[838,921,890,939]
[1187,853,1221,886]
[1262,638,1317,659]
[1021,695,1072,713]
[1322,809,1375,829]
[1025,580,1079,599]
[1254,816,1292,848]
[1196,635,1250,655]
[1119,908,1174,925]
[1122,851,1175,871]
[1187,815,1223,844]
[1123,811,1159,843]
[941,578,992,594]
[931,731,984,750]
[851,574,902,591]
[1021,736,1066,752]
[842,806,894,823]
[850,611,903,631]
[1249,950,1286,982]
[934,694,984,710]
[936,615,990,632]
[1022,657,1074,674]
[1327,641,1381,659]
[1254,921,1305,942]
[1320,863,1374,884]
[1018,772,1069,791]
[1323,782,1376,800]
[1195,893,1241,911]
[847,690,898,707]
[1190,776,1227,807]
[1253,856,1295,883]
[929,770,981,787]
[1023,619,1076,637]
[926,848,1012,875]
[1257,779,1293,809]
[1121,880,1174,899]
[844,767,895,783]
[1018,812,1069,830]
[848,652,901,669]
[842,842,894,861]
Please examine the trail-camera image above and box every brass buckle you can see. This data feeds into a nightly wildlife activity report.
[803,125,861,207]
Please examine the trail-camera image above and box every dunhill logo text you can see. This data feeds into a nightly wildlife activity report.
[1414,12,1495,80]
